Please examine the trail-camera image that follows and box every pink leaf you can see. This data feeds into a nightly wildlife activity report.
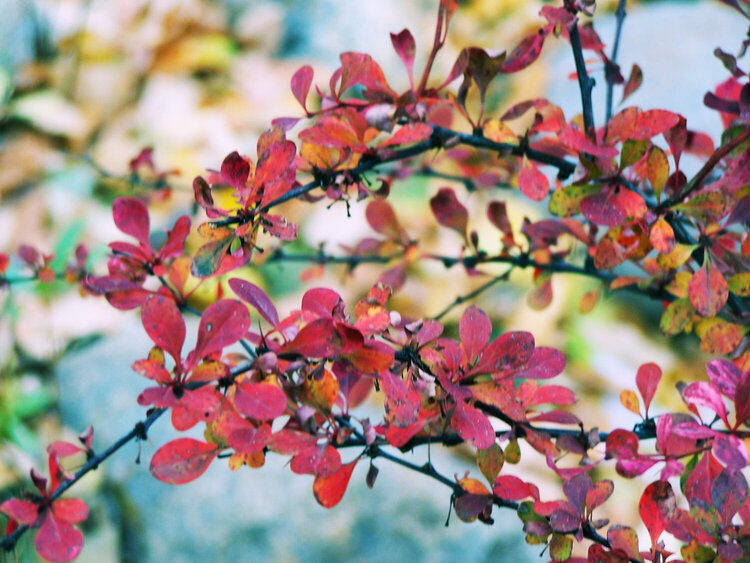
[228,278,279,326]
[380,370,420,428]
[514,347,566,380]
[473,331,535,377]
[141,295,185,363]
[52,499,88,524]
[35,511,83,563]
[113,198,150,248]
[0,498,39,525]
[518,157,550,201]
[234,382,287,421]
[192,300,251,360]
[452,401,495,449]
[390,29,416,85]
[149,438,218,485]
[291,65,314,111]
[430,187,468,241]
[459,305,491,365]
[290,444,341,477]
[501,30,547,73]
[682,381,729,426]
[706,359,741,400]
[636,362,662,417]
[228,424,271,454]
[220,151,250,192]
[493,475,540,501]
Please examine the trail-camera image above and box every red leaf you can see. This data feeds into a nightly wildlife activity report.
[313,460,358,508]
[113,198,150,247]
[52,499,88,524]
[501,29,547,73]
[688,260,729,317]
[301,287,343,318]
[35,511,83,563]
[473,331,535,377]
[459,305,491,365]
[234,382,287,421]
[159,215,191,260]
[558,125,618,158]
[621,64,643,104]
[636,363,662,417]
[141,295,185,363]
[518,157,550,201]
[220,151,250,192]
[527,384,576,406]
[284,318,363,358]
[290,444,341,477]
[493,475,540,501]
[430,187,468,240]
[390,29,416,84]
[149,438,218,485]
[228,424,271,454]
[228,278,279,326]
[291,65,314,111]
[377,122,432,149]
[452,401,495,449]
[366,200,406,242]
[638,481,675,549]
[345,340,395,375]
[47,441,84,459]
[267,430,317,455]
[380,370,420,428]
[585,480,614,513]
[192,300,251,360]
[605,429,640,459]
[0,498,39,525]
[514,347,566,380]
[629,110,682,141]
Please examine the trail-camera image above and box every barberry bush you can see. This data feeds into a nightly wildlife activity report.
[2,0,750,560]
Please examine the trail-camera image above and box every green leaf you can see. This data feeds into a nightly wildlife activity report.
[620,139,649,169]
[549,533,572,561]
[659,298,695,336]
[191,237,232,278]
[548,184,599,217]
[477,443,504,484]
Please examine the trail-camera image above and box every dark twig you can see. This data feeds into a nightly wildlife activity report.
[432,270,512,320]
[605,0,628,127]
[569,21,596,140]
[0,360,254,552]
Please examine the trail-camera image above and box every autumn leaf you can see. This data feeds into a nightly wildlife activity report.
[518,156,550,201]
[430,187,468,241]
[150,438,219,485]
[313,460,358,508]
[688,259,729,317]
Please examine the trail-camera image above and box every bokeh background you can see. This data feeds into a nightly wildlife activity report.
[0,0,746,561]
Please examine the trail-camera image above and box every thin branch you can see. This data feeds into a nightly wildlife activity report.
[660,126,750,209]
[569,21,596,140]
[605,0,628,126]
[0,360,254,552]
[0,408,166,552]
[432,270,511,320]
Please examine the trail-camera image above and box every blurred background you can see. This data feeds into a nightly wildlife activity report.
[0,0,746,561]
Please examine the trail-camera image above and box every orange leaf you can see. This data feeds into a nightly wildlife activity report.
[313,460,358,508]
